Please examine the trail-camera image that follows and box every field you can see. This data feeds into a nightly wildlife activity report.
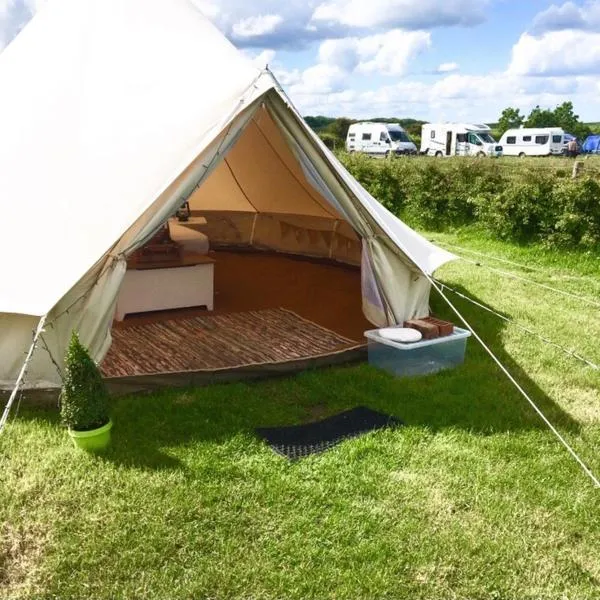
[2,220,600,598]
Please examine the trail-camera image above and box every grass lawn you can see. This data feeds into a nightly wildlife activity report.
[2,231,600,599]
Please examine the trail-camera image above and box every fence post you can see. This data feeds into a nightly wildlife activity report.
[572,161,583,179]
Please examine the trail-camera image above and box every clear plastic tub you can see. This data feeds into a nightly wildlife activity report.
[364,326,472,378]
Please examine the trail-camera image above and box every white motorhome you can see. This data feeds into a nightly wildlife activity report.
[498,127,565,157]
[420,123,502,157]
[346,122,417,157]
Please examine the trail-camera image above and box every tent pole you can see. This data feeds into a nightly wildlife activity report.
[0,315,47,434]
[250,214,258,245]
[328,220,339,259]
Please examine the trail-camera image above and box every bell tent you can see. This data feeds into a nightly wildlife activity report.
[0,0,455,393]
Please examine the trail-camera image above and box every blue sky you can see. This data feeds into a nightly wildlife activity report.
[2,0,600,122]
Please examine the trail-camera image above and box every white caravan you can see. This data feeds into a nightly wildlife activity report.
[346,122,417,156]
[421,123,502,157]
[498,128,565,157]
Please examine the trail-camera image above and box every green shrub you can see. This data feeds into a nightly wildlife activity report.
[318,132,338,150]
[341,152,405,213]
[474,170,555,242]
[336,153,600,249]
[548,177,600,248]
[402,162,453,230]
[60,331,110,431]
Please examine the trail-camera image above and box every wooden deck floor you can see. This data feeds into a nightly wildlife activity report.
[102,251,371,382]
[101,308,362,379]
[114,251,372,341]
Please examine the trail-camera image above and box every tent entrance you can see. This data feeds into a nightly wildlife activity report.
[175,103,363,266]
[100,248,370,388]
[98,101,374,387]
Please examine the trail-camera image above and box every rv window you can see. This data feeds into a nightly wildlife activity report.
[479,132,496,143]
[380,132,388,142]
[362,133,372,141]
[467,133,482,145]
[506,136,516,144]
[430,130,435,139]
[456,133,467,143]
[349,133,355,138]
[552,135,562,143]
[535,135,549,145]
[389,130,411,142]
[522,136,531,142]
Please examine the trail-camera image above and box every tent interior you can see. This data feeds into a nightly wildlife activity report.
[100,104,374,381]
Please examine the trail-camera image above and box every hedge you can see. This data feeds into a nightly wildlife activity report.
[339,153,600,249]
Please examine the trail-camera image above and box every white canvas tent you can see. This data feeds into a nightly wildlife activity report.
[0,0,455,391]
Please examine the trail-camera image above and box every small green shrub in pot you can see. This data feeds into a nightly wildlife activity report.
[60,331,112,451]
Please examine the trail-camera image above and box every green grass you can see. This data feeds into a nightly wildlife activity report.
[2,232,600,599]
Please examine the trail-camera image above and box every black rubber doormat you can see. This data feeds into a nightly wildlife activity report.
[255,406,403,460]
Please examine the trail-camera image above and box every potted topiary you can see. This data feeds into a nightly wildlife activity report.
[60,331,112,451]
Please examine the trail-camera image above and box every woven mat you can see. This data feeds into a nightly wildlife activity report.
[101,308,359,378]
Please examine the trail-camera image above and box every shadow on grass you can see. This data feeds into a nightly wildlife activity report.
[15,285,580,470]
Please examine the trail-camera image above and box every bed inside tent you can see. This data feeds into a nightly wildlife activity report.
[100,104,373,387]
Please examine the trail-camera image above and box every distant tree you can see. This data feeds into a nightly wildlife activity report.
[553,101,591,140]
[525,105,556,128]
[497,107,525,136]
[369,117,398,123]
[323,117,355,145]
[404,122,424,138]
[304,115,337,132]
[522,102,591,141]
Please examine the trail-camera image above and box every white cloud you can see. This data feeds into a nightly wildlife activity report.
[0,0,489,53]
[242,48,302,85]
[244,48,276,68]
[22,0,45,12]
[188,0,488,48]
[3,0,600,124]
[283,64,600,124]
[0,0,15,17]
[355,30,431,75]
[0,0,19,50]
[437,62,459,73]
[290,63,348,94]
[232,14,283,38]
[283,29,430,100]
[317,30,430,76]
[508,30,600,76]
[531,1,600,34]
[311,0,487,29]
[318,38,360,71]
[0,0,46,49]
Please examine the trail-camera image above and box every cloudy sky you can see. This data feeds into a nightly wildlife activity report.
[1,0,600,122]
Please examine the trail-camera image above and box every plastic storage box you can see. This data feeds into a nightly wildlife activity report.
[364,326,472,378]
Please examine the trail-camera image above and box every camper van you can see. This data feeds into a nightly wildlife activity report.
[498,127,565,157]
[346,122,417,157]
[420,123,502,157]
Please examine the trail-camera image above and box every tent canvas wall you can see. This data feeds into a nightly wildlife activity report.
[0,0,455,391]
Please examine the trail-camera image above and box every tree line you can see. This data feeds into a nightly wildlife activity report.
[305,101,596,149]
[493,102,592,140]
